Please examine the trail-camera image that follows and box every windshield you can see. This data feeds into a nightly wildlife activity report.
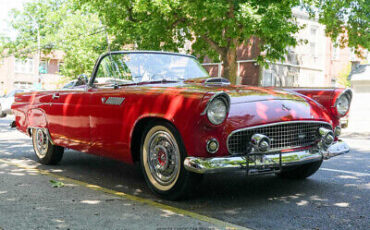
[95,53,209,84]
[63,81,76,89]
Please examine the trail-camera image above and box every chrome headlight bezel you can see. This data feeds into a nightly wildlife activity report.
[334,89,352,117]
[203,92,230,126]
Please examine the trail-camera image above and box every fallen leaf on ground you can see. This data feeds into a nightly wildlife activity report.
[50,180,65,188]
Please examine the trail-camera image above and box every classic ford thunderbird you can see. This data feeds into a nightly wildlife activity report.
[11,51,351,199]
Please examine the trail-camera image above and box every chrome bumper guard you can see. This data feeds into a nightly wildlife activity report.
[184,141,349,174]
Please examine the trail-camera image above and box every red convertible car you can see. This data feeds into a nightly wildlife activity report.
[11,51,351,199]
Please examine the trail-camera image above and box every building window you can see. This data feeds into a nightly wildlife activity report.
[332,44,340,60]
[13,81,33,89]
[14,58,34,73]
[39,60,48,74]
[310,42,317,57]
[310,27,317,37]
[309,26,318,57]
[262,70,275,87]
[309,72,315,85]
[58,62,64,73]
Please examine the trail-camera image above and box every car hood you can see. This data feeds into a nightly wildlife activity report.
[129,81,332,127]
[139,81,306,103]
[207,85,305,104]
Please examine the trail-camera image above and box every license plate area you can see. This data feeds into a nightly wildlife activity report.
[245,152,282,175]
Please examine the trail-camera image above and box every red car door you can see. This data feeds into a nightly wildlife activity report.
[88,87,131,162]
[47,88,92,152]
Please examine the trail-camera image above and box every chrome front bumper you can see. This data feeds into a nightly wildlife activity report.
[184,141,349,174]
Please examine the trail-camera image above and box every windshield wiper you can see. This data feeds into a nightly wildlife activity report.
[117,79,179,86]
[139,79,180,85]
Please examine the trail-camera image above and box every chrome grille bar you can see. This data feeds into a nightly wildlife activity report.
[227,121,332,154]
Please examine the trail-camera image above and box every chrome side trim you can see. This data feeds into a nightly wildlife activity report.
[226,120,333,154]
[184,141,349,174]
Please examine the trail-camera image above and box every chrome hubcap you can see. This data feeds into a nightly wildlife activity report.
[35,129,48,157]
[147,131,179,186]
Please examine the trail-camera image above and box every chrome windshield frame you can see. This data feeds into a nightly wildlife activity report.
[89,51,198,87]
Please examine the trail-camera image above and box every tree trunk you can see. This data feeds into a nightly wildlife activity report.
[221,47,238,84]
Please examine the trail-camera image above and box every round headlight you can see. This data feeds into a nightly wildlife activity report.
[336,94,350,116]
[207,98,228,125]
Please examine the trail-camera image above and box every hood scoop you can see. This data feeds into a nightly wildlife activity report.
[203,77,230,86]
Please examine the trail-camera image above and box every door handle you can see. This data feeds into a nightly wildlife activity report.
[52,93,60,99]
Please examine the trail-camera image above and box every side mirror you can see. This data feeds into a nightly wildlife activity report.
[76,74,88,86]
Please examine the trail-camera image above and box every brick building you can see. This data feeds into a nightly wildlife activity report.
[0,51,64,95]
[201,9,365,87]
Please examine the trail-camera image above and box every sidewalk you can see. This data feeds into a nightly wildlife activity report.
[0,159,218,230]
[342,92,370,137]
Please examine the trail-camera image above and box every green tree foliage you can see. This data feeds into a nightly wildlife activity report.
[2,0,368,83]
[77,0,368,84]
[336,63,352,87]
[310,0,369,57]
[0,0,107,78]
[77,0,302,83]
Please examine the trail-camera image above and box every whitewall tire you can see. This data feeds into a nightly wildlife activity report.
[140,122,202,200]
[32,128,64,165]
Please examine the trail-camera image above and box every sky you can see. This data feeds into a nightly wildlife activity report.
[0,0,29,38]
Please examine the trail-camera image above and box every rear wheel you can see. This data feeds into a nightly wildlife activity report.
[32,128,64,165]
[277,160,323,179]
[140,122,202,200]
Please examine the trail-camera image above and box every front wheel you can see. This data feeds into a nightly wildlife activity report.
[32,128,64,165]
[140,122,202,200]
[276,160,323,179]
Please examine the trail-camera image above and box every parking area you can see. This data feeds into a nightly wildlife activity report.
[0,93,369,230]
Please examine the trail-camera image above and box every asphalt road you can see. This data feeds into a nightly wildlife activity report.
[0,114,369,230]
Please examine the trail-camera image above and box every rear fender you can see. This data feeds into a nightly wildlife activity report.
[26,109,48,135]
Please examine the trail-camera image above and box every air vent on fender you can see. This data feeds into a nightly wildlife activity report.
[204,77,230,86]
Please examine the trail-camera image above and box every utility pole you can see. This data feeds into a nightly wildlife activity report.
[26,13,41,79]
[37,22,40,74]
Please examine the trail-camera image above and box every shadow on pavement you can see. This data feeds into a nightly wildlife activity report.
[1,116,369,230]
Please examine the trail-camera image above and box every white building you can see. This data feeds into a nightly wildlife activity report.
[261,9,328,87]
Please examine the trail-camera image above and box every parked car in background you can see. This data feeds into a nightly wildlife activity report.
[0,89,27,117]
[11,51,352,199]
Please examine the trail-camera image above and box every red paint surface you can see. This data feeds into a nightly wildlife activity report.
[11,82,347,163]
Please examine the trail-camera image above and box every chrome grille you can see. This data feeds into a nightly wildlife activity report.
[227,122,332,154]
